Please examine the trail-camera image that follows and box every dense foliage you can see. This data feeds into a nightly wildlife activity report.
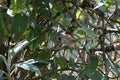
[0,0,120,80]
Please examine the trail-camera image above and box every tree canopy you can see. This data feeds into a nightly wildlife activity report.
[0,0,120,80]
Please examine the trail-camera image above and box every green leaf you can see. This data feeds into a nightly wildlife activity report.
[59,74,76,80]
[0,15,5,32]
[85,42,94,51]
[76,10,80,19]
[11,14,28,40]
[28,27,46,50]
[14,62,42,76]
[86,55,98,71]
[104,0,113,7]
[11,0,24,14]
[38,0,51,16]
[77,29,85,35]
[106,54,120,77]
[51,57,59,70]
[57,57,67,69]
[51,72,60,79]
[89,70,103,80]
[76,10,84,20]
[38,51,51,60]
[117,17,120,22]
[35,59,49,64]
[69,58,76,67]
[0,55,8,69]
[82,26,97,40]
[83,56,103,80]
[0,14,10,33]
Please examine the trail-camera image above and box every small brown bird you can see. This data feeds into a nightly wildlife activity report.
[58,32,77,47]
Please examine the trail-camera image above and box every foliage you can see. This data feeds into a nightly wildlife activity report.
[0,0,120,80]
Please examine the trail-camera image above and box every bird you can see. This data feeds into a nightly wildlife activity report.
[58,32,78,47]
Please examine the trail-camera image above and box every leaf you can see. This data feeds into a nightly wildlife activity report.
[23,59,39,64]
[28,27,46,50]
[94,0,108,10]
[38,0,51,16]
[106,54,120,77]
[11,0,24,14]
[76,10,80,19]
[0,55,8,71]
[51,57,59,70]
[89,70,103,80]
[85,42,94,51]
[77,29,85,35]
[0,15,5,32]
[104,0,113,7]
[118,0,120,9]
[0,55,7,65]
[76,10,84,20]
[38,51,51,60]
[0,14,10,33]
[14,62,42,76]
[35,59,49,64]
[117,17,120,22]
[69,58,75,67]
[0,70,4,77]
[57,57,67,69]
[8,38,36,60]
[11,14,28,40]
[23,59,49,64]
[86,55,98,71]
[82,26,97,40]
[59,74,76,80]
[51,72,60,79]
[83,56,103,80]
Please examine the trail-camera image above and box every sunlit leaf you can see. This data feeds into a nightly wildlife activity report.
[117,17,120,22]
[11,0,24,14]
[94,0,108,9]
[76,10,80,19]
[14,63,42,76]
[23,59,38,64]
[24,59,49,64]
[104,0,113,7]
[8,38,36,60]
[77,29,85,35]
[76,9,84,20]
